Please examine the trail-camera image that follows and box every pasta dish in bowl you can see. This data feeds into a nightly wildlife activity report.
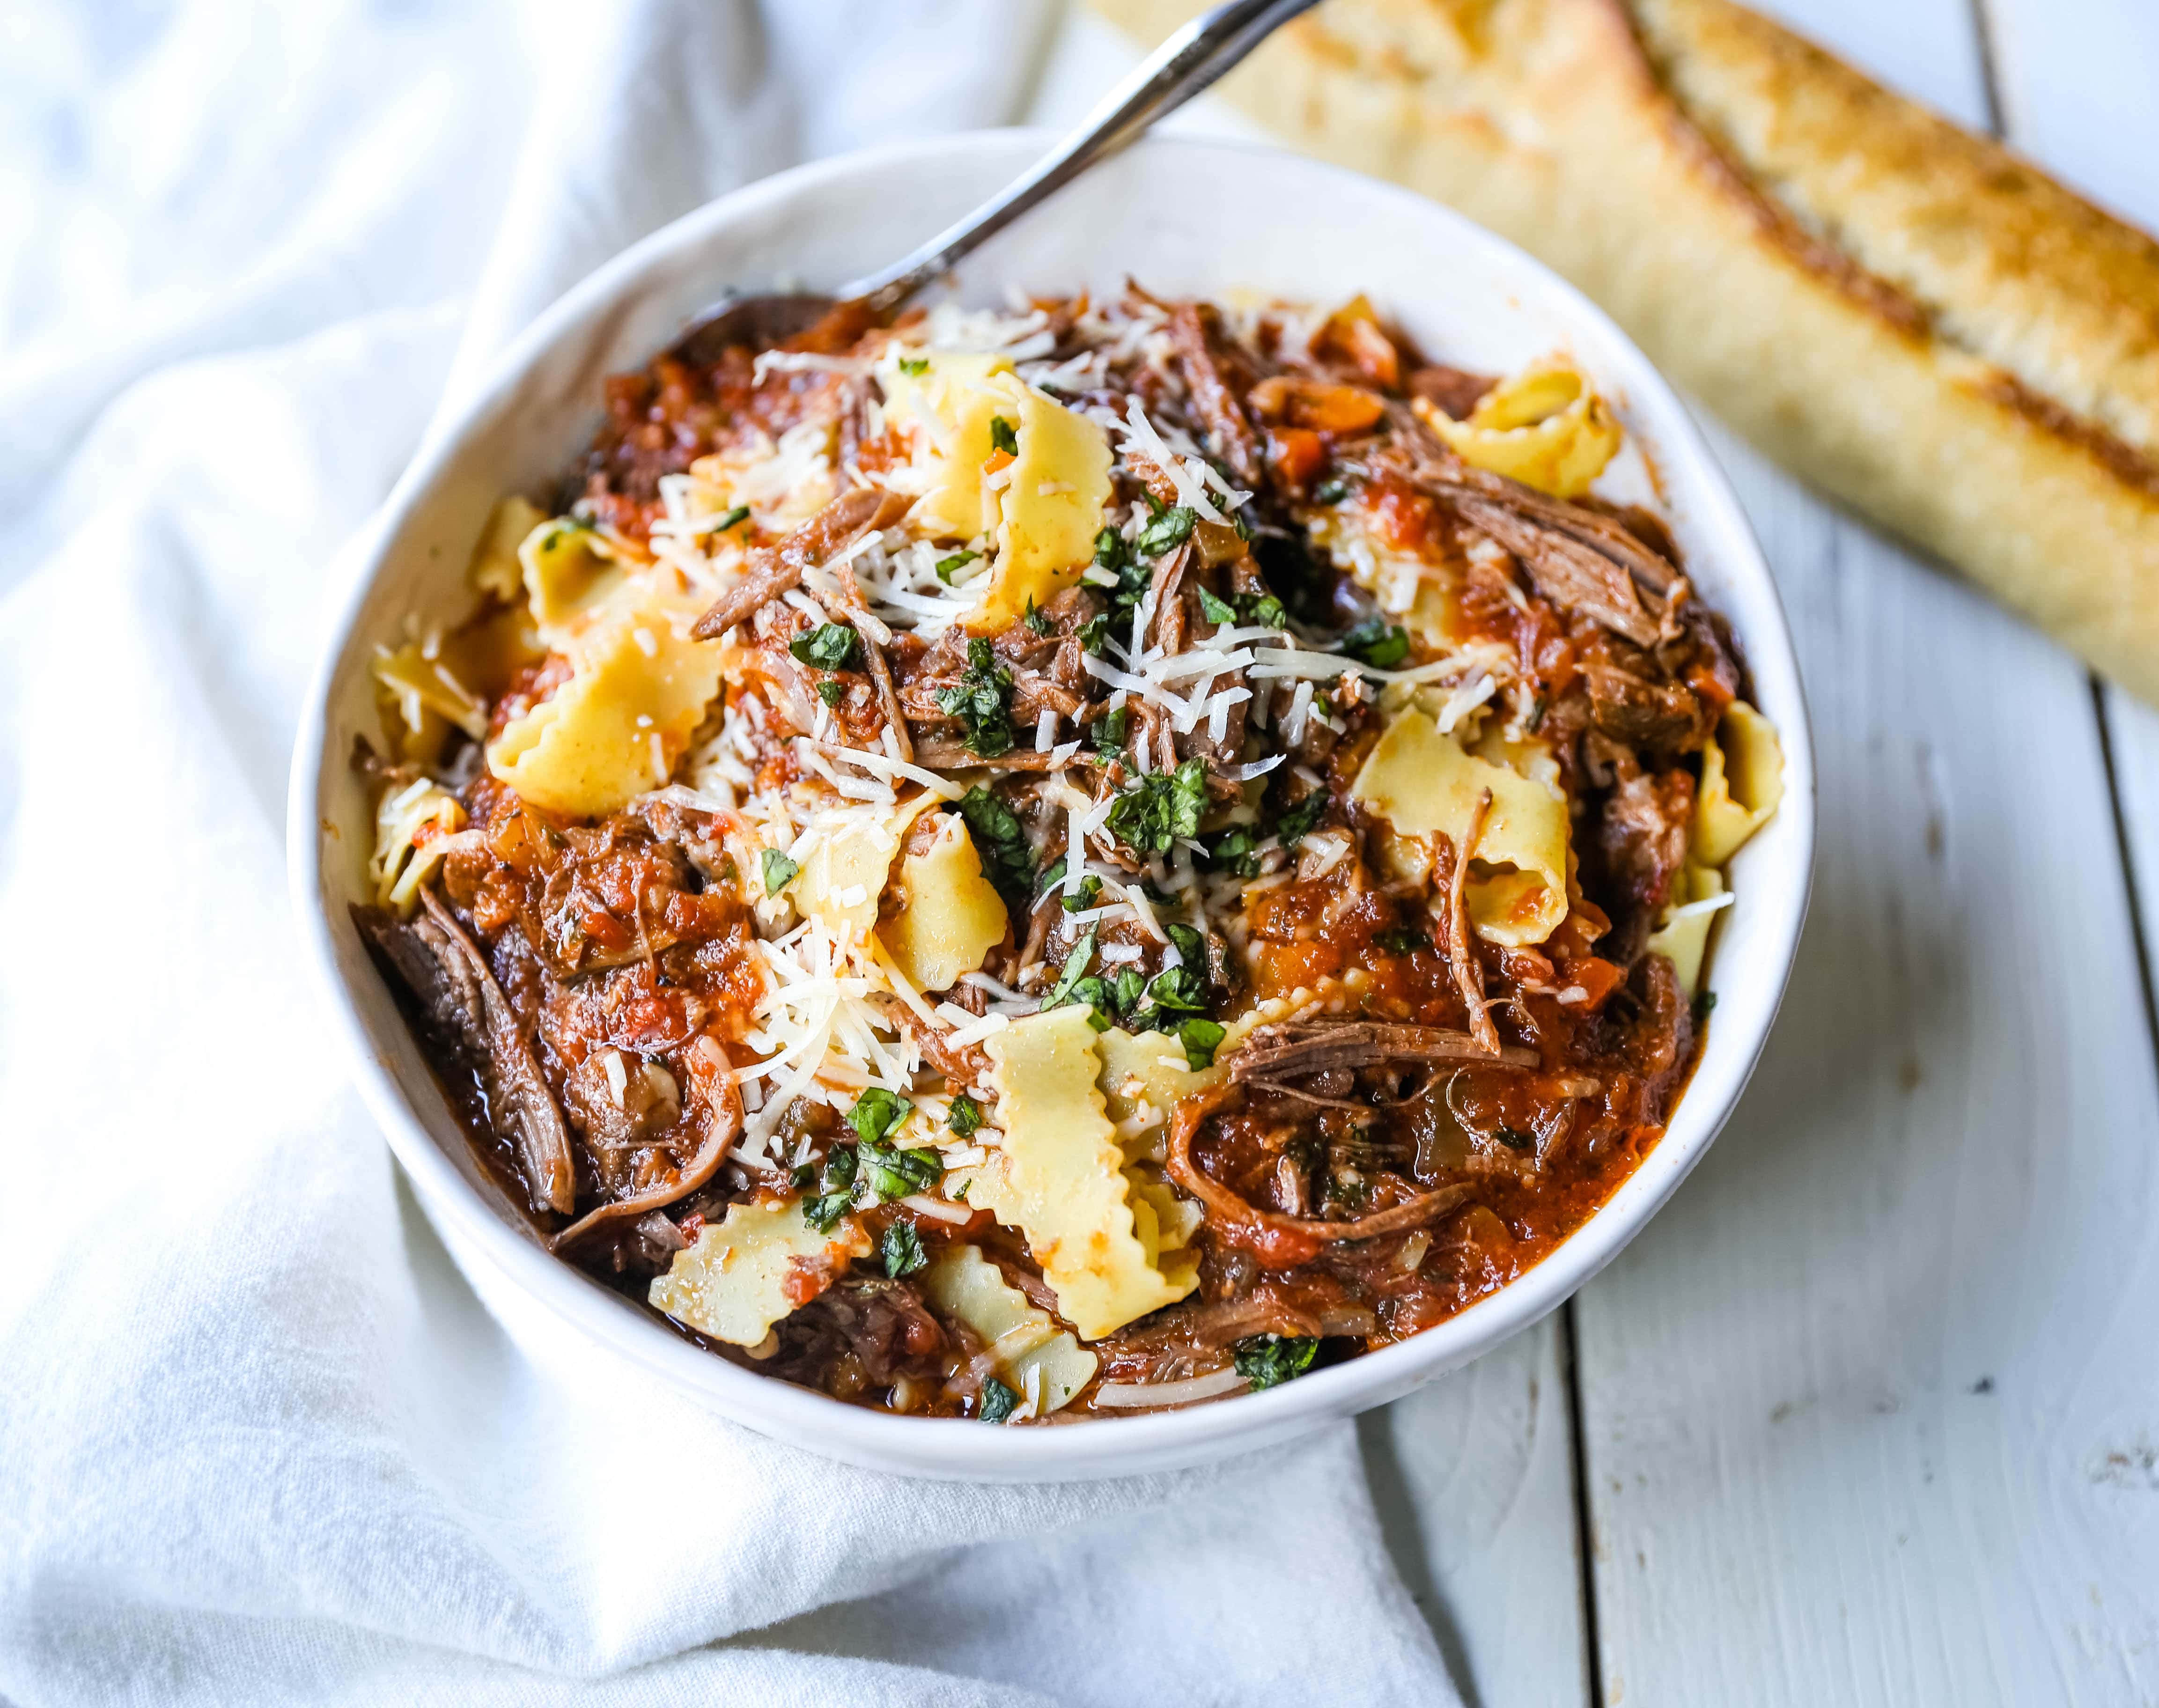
[295,134,1811,1474]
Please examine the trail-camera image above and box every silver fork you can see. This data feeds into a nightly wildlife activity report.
[667,0,1322,363]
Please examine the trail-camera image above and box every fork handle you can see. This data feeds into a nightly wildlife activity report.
[837,0,1323,312]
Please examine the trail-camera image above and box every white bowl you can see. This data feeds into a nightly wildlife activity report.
[289,131,1814,1482]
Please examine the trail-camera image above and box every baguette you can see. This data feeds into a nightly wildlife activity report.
[1092,0,2159,700]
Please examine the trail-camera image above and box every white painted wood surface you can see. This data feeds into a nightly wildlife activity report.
[1037,4,2159,1701]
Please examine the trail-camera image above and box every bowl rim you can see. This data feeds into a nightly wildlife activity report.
[288,127,1816,1481]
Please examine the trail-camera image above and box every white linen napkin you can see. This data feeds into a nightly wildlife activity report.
[0,3,1461,1701]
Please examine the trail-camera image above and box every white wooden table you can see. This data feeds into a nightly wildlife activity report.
[1036,5,2159,1701]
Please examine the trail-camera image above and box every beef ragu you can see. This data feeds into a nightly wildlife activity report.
[354,287,1783,1422]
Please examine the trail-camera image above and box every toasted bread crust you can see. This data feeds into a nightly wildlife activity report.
[1095,0,2159,697]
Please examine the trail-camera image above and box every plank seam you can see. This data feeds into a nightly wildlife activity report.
[2090,681,2159,1070]
[1561,1299,1606,1708]
[1967,0,2159,1080]
[1964,0,2009,134]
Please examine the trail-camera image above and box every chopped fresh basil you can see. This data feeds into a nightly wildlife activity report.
[1233,1334,1319,1390]
[1106,758,1208,856]
[858,1137,942,1201]
[1136,502,1197,559]
[1196,585,1237,626]
[989,415,1019,456]
[1339,617,1411,669]
[1090,706,1130,753]
[1275,789,1329,849]
[823,1145,858,1190]
[978,1378,1020,1423]
[947,1093,983,1138]
[789,622,860,673]
[1376,926,1432,956]
[936,638,1017,758]
[1129,965,1207,1031]
[881,1221,928,1279]
[1061,875,1103,913]
[847,1087,911,1147]
[958,785,1032,900]
[760,848,800,894]
[897,355,930,376]
[1042,927,1098,1011]
[1023,597,1053,636]
[817,679,844,707]
[1178,1017,1227,1071]
[801,1193,853,1234]
[935,549,978,585]
[1165,922,1205,967]
[1312,479,1350,505]
[712,504,751,532]
[1204,825,1260,878]
[1079,613,1110,653]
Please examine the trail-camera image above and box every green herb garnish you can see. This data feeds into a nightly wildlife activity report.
[1178,1017,1227,1071]
[936,638,1017,758]
[1312,479,1350,505]
[1042,928,1098,1010]
[790,622,860,673]
[1023,597,1053,636]
[1196,586,1238,626]
[802,1193,853,1233]
[847,1087,911,1146]
[978,1378,1020,1423]
[989,415,1019,456]
[760,848,800,894]
[1276,790,1329,849]
[817,679,844,706]
[897,355,930,376]
[1339,617,1410,669]
[958,785,1033,900]
[1234,1334,1319,1390]
[935,549,978,585]
[947,1093,983,1138]
[712,504,751,532]
[858,1137,943,1201]
[1062,876,1103,913]
[881,1221,928,1278]
[1376,926,1431,956]
[1090,706,1130,753]
[1136,501,1197,558]
[1204,826,1260,878]
[1106,758,1208,856]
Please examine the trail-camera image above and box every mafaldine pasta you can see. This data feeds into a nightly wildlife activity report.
[354,288,1779,1421]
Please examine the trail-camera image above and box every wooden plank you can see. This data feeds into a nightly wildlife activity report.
[1974,0,2159,1063]
[1026,17,1596,1707]
[1358,1318,1590,1708]
[1570,7,2159,1698]
[1577,412,2159,1705]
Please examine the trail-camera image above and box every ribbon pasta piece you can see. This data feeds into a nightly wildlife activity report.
[965,1006,1200,1340]
[877,349,1113,634]
[1415,360,1622,499]
[920,1244,1097,1417]
[485,584,724,818]
[369,777,467,914]
[1643,862,1731,998]
[877,810,1009,991]
[1349,707,1573,947]
[1692,700,1785,867]
[648,1198,870,1347]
